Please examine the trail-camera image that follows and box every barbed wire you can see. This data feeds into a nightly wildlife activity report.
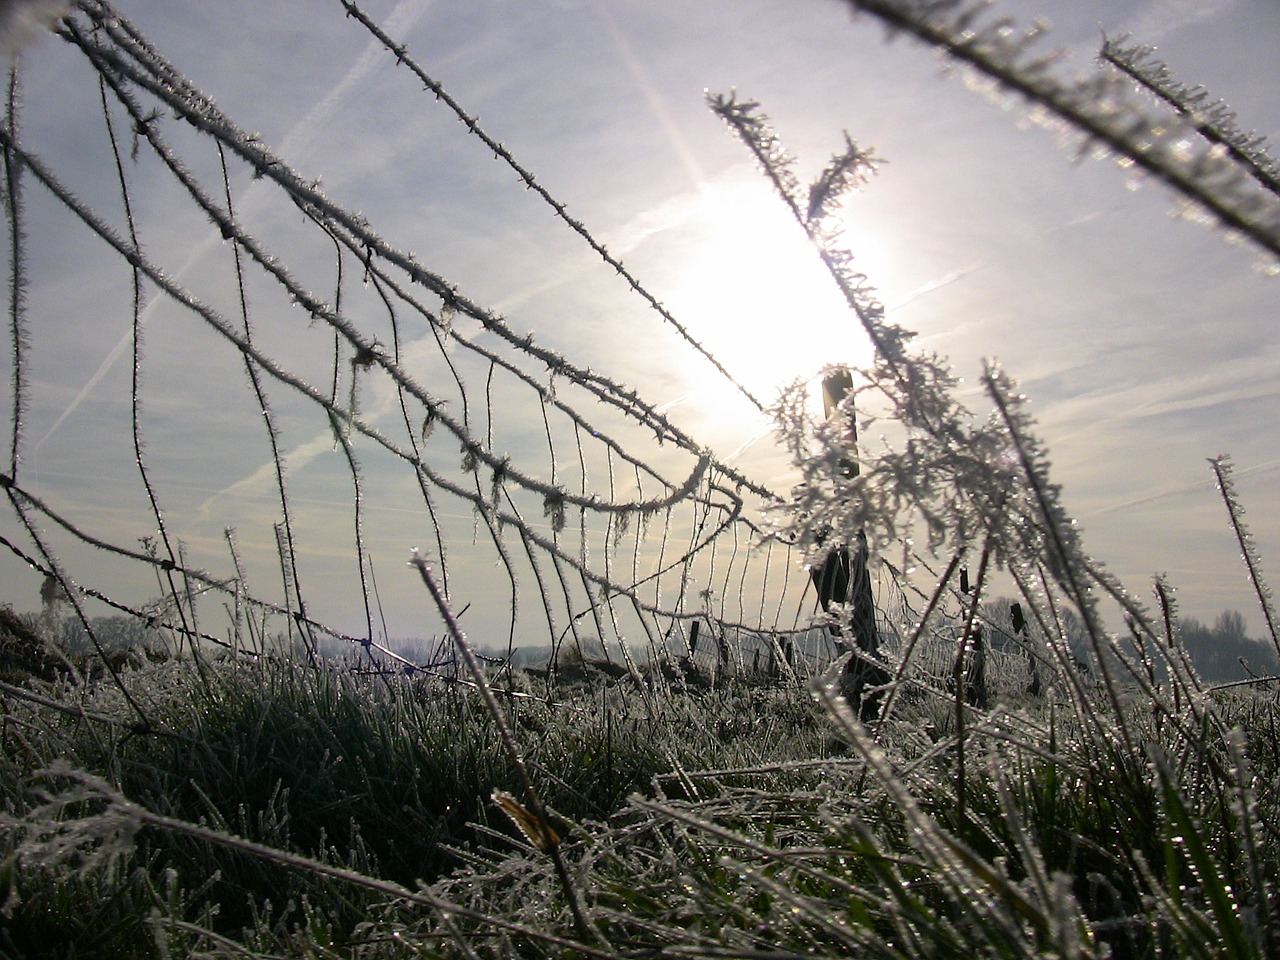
[0,0,826,702]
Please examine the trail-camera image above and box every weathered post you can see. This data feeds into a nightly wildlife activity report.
[809,369,887,720]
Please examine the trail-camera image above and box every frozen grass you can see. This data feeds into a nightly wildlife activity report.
[0,650,829,956]
[3,641,1280,957]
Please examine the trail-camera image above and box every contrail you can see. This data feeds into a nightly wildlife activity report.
[199,355,409,517]
[276,0,433,160]
[887,264,982,312]
[724,425,777,464]
[32,0,434,463]
[198,428,334,519]
[589,0,705,187]
[1083,458,1280,519]
[1119,0,1238,44]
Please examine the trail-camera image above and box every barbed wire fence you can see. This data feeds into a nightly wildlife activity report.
[9,0,1268,735]
[0,0,874,721]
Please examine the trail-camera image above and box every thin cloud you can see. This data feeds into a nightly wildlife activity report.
[30,0,435,457]
[1119,0,1240,42]
[1083,458,1280,519]
[1046,351,1280,433]
[588,0,705,187]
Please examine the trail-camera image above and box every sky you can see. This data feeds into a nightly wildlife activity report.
[1,0,1278,653]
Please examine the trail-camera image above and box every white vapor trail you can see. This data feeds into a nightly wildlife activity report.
[32,0,433,464]
[1119,0,1239,43]
[589,0,705,188]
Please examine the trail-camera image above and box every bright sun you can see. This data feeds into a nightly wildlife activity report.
[657,168,886,447]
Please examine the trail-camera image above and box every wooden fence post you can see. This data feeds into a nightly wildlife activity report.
[810,369,887,720]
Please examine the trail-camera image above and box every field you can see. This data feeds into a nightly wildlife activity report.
[3,609,1280,958]
[4,1,1280,957]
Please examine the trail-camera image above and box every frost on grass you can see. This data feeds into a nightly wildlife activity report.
[0,763,140,894]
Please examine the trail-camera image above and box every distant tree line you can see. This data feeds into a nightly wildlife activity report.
[978,599,1276,687]
[5,602,1276,688]
[5,608,166,656]
[1177,610,1279,683]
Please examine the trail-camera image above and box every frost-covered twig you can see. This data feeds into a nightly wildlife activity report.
[1102,35,1280,199]
[1210,455,1280,660]
[984,366,1134,750]
[708,92,905,366]
[834,0,1280,261]
[709,95,1013,573]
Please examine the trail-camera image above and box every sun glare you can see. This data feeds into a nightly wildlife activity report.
[658,170,884,434]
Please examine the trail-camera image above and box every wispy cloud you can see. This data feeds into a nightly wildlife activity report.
[30,0,435,458]
[587,0,705,187]
[1045,348,1280,435]
[1119,0,1240,42]
[197,429,335,519]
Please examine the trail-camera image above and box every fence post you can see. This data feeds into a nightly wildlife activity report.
[811,369,886,720]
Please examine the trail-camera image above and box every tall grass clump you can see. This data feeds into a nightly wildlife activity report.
[3,1,1280,958]
[2,645,827,954]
